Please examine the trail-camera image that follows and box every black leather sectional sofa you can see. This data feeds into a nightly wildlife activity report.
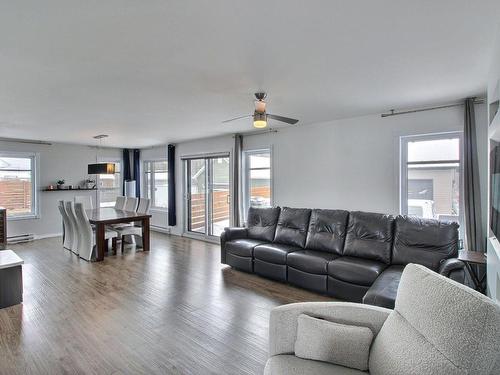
[220,207,465,308]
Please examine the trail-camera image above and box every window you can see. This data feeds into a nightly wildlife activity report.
[400,132,462,225]
[243,149,272,220]
[143,160,168,209]
[0,152,37,219]
[99,161,121,207]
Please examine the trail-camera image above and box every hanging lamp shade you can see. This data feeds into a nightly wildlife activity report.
[88,163,115,175]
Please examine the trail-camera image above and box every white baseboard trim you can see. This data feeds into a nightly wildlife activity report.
[34,232,62,240]
[150,226,171,234]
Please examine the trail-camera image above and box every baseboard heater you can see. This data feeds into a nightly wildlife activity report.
[8,234,35,244]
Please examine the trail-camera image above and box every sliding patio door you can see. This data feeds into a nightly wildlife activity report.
[185,154,230,239]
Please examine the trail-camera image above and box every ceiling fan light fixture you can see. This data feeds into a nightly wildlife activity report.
[253,112,267,128]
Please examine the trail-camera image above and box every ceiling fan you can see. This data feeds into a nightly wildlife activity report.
[222,92,299,129]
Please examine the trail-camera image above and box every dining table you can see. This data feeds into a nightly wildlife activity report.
[86,207,152,262]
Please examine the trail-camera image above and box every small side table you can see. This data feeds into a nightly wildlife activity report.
[458,250,487,294]
[0,250,24,309]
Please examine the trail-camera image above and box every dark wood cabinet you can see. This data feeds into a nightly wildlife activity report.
[0,208,6,250]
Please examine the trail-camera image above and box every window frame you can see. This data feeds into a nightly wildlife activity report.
[400,131,464,226]
[97,158,122,208]
[0,151,39,220]
[143,159,168,211]
[242,148,274,222]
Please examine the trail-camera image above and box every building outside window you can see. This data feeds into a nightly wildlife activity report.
[0,152,38,219]
[143,160,168,209]
[400,132,463,226]
[99,160,121,207]
[243,149,272,221]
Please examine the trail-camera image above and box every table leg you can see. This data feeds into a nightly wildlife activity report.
[142,217,150,252]
[464,262,486,294]
[95,223,106,261]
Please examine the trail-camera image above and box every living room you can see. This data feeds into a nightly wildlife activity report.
[0,1,499,374]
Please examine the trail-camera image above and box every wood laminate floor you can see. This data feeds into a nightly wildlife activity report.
[0,233,333,375]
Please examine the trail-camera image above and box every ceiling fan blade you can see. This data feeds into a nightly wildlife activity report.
[222,114,252,123]
[267,114,299,125]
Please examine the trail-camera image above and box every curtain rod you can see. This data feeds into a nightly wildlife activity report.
[232,129,279,138]
[381,98,485,118]
[0,137,52,145]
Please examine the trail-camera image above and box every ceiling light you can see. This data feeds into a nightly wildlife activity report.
[253,112,267,129]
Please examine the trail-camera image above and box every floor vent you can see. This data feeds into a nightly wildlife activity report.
[8,234,35,244]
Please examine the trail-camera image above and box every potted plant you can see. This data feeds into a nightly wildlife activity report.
[56,179,66,189]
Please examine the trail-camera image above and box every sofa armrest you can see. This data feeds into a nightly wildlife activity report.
[268,302,392,356]
[439,258,466,284]
[223,227,248,241]
[220,227,248,264]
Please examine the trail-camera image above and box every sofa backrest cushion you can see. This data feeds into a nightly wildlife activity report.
[274,207,312,248]
[369,264,500,375]
[246,207,281,242]
[391,215,459,271]
[343,211,394,264]
[305,209,349,255]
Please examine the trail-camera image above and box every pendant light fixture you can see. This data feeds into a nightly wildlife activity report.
[88,135,116,175]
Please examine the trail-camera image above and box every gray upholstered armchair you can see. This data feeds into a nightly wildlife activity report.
[264,264,500,375]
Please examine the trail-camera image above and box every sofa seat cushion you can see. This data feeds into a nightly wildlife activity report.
[225,239,266,258]
[328,256,387,286]
[362,265,405,309]
[254,243,301,264]
[264,355,366,375]
[287,250,338,274]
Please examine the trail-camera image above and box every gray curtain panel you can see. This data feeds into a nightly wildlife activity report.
[232,134,243,227]
[463,98,483,252]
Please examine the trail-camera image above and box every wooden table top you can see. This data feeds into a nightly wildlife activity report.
[86,208,151,224]
[458,250,487,265]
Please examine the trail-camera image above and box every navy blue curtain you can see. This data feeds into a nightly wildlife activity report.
[122,148,131,195]
[133,149,140,198]
[168,144,176,226]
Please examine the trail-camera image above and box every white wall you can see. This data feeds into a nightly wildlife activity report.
[166,104,487,238]
[0,140,121,238]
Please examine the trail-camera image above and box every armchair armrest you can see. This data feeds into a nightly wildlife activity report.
[220,227,248,264]
[439,258,465,283]
[268,302,391,356]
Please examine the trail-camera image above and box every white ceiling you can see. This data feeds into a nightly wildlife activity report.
[0,0,499,148]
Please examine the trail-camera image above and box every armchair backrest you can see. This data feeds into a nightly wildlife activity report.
[369,264,500,375]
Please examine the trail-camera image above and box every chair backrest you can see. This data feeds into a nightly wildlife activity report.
[124,197,138,212]
[137,198,151,214]
[115,196,127,210]
[64,201,80,254]
[58,202,73,250]
[369,264,500,374]
[73,202,94,261]
[74,195,93,210]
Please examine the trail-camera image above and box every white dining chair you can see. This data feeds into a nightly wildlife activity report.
[64,201,80,254]
[123,197,139,212]
[74,202,119,261]
[114,196,127,210]
[115,198,150,252]
[74,195,93,210]
[58,201,73,250]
